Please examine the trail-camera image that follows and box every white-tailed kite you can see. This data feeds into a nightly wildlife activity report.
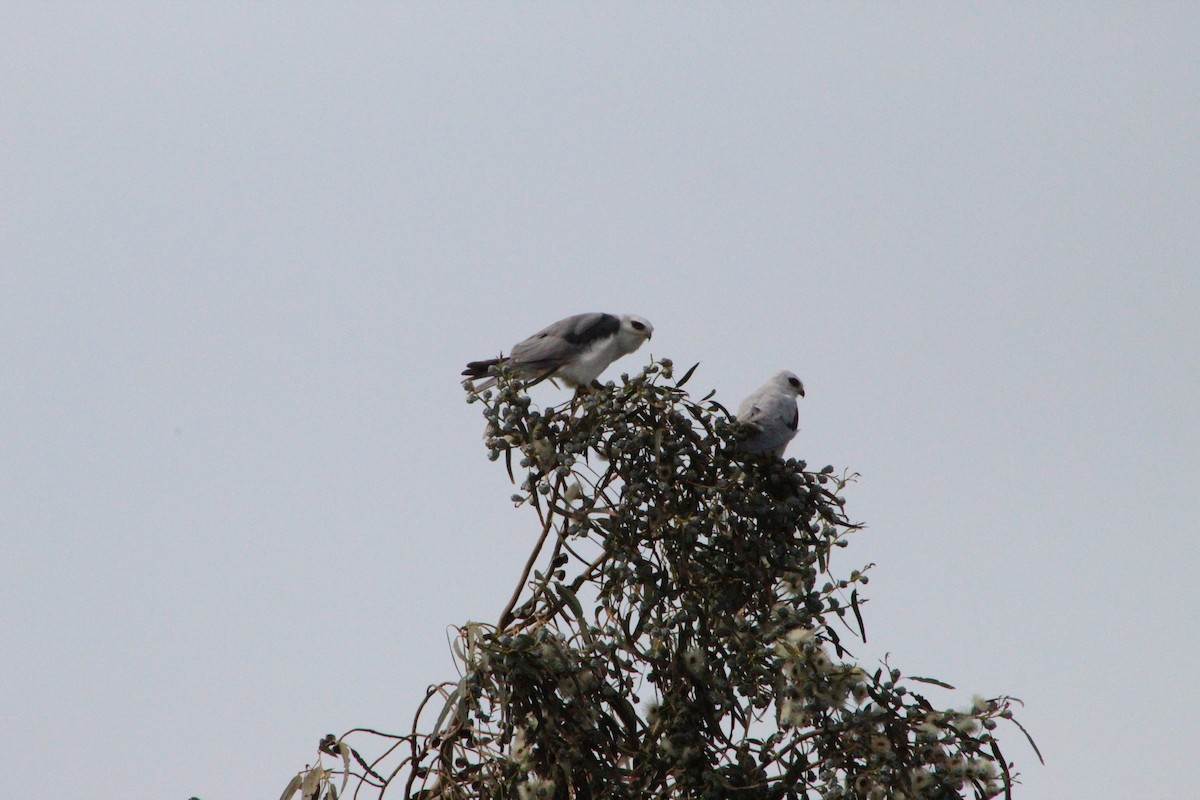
[463,312,654,390]
[735,371,805,456]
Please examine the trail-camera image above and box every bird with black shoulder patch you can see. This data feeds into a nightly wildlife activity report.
[463,312,654,391]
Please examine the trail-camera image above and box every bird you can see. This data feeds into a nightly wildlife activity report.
[462,312,654,391]
[735,371,805,456]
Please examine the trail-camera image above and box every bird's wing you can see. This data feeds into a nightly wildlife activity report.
[509,313,619,371]
[535,312,621,346]
[737,390,799,453]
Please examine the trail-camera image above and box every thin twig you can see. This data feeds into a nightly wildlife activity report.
[497,478,561,629]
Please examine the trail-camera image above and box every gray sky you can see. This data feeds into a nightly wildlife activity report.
[3,4,1197,798]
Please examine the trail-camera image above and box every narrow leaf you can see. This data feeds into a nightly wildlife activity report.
[279,774,302,800]
[675,362,700,388]
[337,741,351,795]
[554,580,593,644]
[825,625,842,654]
[349,745,385,783]
[554,580,586,622]
[989,739,1014,800]
[850,589,867,642]
[1010,715,1046,764]
[431,682,465,739]
[300,767,325,800]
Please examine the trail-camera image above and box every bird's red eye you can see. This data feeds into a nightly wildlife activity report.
[788,378,801,388]
[631,321,646,331]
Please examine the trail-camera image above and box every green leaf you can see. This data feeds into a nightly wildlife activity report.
[850,588,867,642]
[675,361,700,388]
[278,774,302,800]
[431,681,465,739]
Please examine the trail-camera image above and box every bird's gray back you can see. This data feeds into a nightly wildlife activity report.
[739,390,800,453]
[510,312,619,368]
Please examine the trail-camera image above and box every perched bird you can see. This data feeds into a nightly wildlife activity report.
[735,371,806,456]
[463,312,654,391]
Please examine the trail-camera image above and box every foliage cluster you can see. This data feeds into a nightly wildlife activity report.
[283,361,1035,800]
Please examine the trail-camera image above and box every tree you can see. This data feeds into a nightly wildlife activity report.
[283,360,1038,800]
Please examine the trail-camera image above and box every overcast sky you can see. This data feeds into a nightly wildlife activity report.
[3,4,1197,798]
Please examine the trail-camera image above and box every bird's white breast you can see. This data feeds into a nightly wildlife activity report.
[557,337,622,386]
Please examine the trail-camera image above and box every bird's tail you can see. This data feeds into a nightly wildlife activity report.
[462,358,502,379]
[462,358,504,391]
